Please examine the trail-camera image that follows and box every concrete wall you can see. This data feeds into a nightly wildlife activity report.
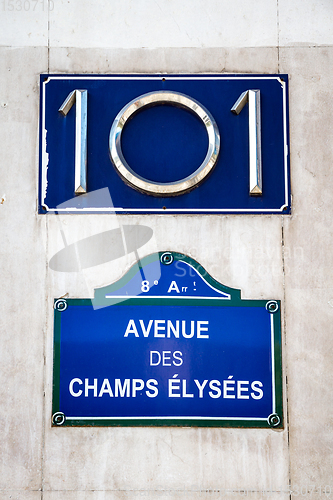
[1,1,333,498]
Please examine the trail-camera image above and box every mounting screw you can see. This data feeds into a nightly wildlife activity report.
[160,252,173,265]
[54,299,68,312]
[267,413,281,427]
[265,300,279,313]
[52,412,66,426]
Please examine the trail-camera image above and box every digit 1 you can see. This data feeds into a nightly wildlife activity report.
[59,89,88,195]
[231,89,262,196]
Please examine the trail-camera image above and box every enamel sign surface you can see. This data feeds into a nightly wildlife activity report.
[40,74,290,214]
[52,252,283,428]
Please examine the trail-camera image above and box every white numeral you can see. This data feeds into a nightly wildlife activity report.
[141,280,150,292]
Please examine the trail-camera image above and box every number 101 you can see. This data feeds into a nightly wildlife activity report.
[59,88,263,197]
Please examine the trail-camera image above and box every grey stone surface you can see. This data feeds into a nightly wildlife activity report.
[0,6,48,47]
[280,47,333,486]
[279,0,333,46]
[42,427,288,491]
[49,47,279,75]
[48,0,277,49]
[43,491,291,500]
[280,47,333,218]
[282,284,333,485]
[0,47,47,490]
[46,214,284,300]
[0,493,41,500]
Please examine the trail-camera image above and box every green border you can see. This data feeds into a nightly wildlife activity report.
[52,252,283,429]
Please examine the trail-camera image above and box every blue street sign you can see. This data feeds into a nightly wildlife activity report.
[40,74,290,214]
[52,252,283,428]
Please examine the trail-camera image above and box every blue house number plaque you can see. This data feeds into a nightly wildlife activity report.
[40,74,290,214]
[52,252,283,428]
